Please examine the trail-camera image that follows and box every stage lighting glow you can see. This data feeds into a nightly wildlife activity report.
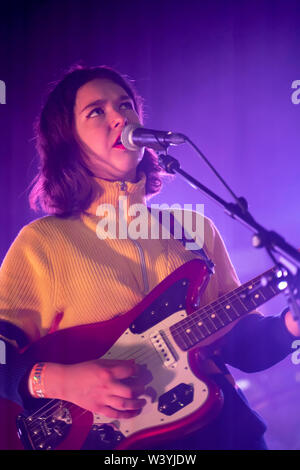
[236,379,251,391]
[277,281,288,291]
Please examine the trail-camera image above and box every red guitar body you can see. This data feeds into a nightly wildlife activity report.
[0,259,224,450]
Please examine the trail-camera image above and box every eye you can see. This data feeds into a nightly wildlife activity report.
[120,101,134,110]
[87,107,104,118]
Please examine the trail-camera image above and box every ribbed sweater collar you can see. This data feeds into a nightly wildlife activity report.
[86,173,147,216]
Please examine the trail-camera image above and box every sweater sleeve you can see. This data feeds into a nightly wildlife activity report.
[217,308,299,372]
[207,221,299,372]
[0,338,36,407]
[0,320,36,407]
[0,223,56,405]
[0,223,55,341]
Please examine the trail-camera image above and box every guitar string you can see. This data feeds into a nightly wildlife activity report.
[25,310,214,445]
[26,337,169,436]
[24,272,277,441]
[25,272,266,423]
[115,270,276,351]
[31,314,224,449]
[25,272,275,440]
[24,340,158,426]
[27,291,275,448]
[25,337,167,436]
[25,335,171,436]
[31,265,275,449]
[24,289,262,448]
[30,352,164,448]
[25,272,275,441]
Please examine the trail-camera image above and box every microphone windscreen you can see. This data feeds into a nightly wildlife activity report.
[121,124,143,151]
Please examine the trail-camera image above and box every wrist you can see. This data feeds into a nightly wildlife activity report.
[28,362,65,399]
[28,363,47,398]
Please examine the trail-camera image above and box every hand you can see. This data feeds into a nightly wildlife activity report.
[284,309,300,337]
[37,359,147,419]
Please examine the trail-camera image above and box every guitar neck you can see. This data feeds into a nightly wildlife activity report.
[170,266,286,351]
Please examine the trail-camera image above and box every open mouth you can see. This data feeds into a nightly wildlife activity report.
[113,135,126,149]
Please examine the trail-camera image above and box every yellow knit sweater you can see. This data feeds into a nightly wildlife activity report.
[0,175,240,344]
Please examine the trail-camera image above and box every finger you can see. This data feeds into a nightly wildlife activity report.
[96,405,143,420]
[106,395,147,411]
[108,380,141,399]
[119,379,146,398]
[110,360,139,380]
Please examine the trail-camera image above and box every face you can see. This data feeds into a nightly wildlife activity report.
[74,78,143,182]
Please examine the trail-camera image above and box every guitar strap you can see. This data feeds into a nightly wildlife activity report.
[148,208,238,384]
[147,207,215,275]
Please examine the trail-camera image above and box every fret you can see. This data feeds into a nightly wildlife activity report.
[240,282,276,310]
[254,288,266,301]
[182,315,211,339]
[171,266,288,352]
[178,332,194,350]
[192,319,207,338]
[261,283,278,300]
[183,325,200,345]
[214,307,232,324]
[194,316,211,335]
[171,324,192,351]
[259,284,279,303]
[217,301,238,322]
[213,311,225,327]
[269,284,277,295]
[192,325,206,341]
[202,316,218,334]
[234,292,255,313]
[181,326,196,349]
[206,309,224,329]
[194,318,211,338]
[248,292,263,309]
[236,286,262,311]
[257,271,279,298]
[226,295,245,317]
[234,289,251,312]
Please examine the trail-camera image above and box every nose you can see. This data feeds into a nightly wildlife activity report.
[110,110,128,129]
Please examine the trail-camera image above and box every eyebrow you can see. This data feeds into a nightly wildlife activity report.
[80,94,133,114]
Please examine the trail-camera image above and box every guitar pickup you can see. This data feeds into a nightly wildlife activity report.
[150,331,176,367]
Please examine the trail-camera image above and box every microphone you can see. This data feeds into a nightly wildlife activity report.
[121,124,186,151]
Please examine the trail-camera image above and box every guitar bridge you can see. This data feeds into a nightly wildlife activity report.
[16,401,72,450]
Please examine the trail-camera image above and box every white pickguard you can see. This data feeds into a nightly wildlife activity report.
[93,309,209,439]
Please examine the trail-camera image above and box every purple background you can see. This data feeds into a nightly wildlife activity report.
[0,0,300,449]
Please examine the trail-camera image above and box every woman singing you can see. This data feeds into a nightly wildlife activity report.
[0,65,299,450]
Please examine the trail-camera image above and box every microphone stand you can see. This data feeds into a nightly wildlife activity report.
[158,151,300,328]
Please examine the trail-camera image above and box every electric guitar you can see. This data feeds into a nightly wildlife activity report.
[0,258,288,450]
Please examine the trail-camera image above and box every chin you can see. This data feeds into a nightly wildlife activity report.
[115,151,140,170]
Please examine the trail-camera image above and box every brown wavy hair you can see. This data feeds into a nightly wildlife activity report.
[29,64,163,217]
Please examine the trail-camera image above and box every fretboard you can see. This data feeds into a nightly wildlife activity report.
[170,266,287,351]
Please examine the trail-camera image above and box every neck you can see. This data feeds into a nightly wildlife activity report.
[90,168,138,184]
